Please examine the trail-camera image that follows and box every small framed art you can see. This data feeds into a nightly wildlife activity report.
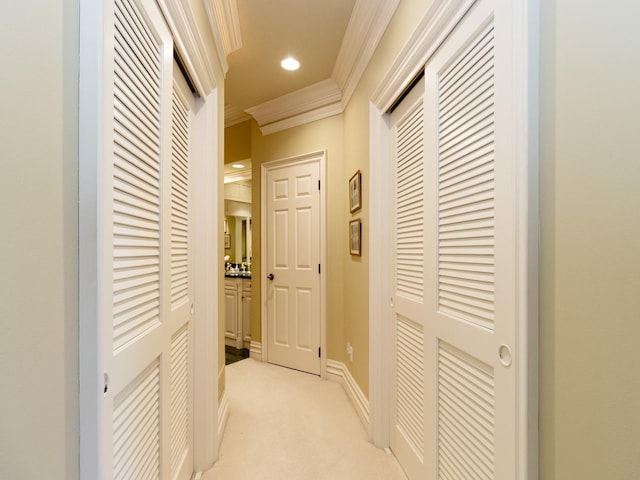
[349,219,362,256]
[224,233,231,249]
[349,170,362,213]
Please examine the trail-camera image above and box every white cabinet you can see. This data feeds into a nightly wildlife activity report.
[224,279,240,348]
[242,280,252,347]
[224,277,251,349]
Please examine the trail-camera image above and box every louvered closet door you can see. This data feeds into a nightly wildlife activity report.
[166,60,195,480]
[421,0,518,478]
[390,79,428,480]
[101,0,194,478]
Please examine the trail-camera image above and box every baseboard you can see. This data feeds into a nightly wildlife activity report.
[326,359,370,429]
[192,472,202,480]
[217,390,229,451]
[249,340,262,361]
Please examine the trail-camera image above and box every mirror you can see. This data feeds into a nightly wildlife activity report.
[224,178,252,270]
[224,212,251,264]
[224,157,252,270]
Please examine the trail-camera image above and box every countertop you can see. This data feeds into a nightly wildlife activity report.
[225,272,252,279]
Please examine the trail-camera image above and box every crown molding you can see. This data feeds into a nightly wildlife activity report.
[223,167,252,184]
[246,78,342,127]
[333,0,400,108]
[258,102,343,136]
[157,0,222,95]
[224,104,252,127]
[205,0,243,57]
[203,0,230,76]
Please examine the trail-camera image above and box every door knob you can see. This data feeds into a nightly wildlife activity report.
[267,273,274,280]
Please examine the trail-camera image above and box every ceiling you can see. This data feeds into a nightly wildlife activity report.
[217,0,399,133]
[225,0,355,111]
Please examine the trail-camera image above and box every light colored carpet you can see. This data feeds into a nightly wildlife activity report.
[203,358,407,480]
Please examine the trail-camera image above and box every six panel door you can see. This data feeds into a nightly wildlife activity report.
[265,159,321,375]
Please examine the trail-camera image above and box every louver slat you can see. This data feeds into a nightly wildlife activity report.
[396,317,425,460]
[112,0,162,352]
[170,85,190,310]
[438,342,495,480]
[113,359,161,480]
[396,101,425,302]
[437,21,496,331]
[170,325,190,476]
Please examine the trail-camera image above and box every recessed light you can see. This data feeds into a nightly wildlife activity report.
[280,56,300,71]
[231,163,245,169]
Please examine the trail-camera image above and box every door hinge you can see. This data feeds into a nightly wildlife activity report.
[318,180,321,190]
[318,347,321,358]
[318,264,321,274]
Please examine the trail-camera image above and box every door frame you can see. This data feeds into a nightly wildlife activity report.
[368,0,539,478]
[260,151,328,378]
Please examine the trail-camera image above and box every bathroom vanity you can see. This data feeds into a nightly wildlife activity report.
[224,274,252,349]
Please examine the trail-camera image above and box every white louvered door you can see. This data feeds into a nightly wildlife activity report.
[390,79,428,480]
[102,0,194,478]
[167,60,195,480]
[391,0,520,478]
[422,0,517,478]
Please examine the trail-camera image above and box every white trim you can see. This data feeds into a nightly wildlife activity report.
[156,0,221,95]
[78,0,103,477]
[223,167,252,185]
[207,0,243,57]
[516,0,540,478]
[224,104,251,127]
[368,0,539,476]
[333,0,400,107]
[217,390,229,450]
[192,90,221,472]
[261,151,327,378]
[367,101,392,447]
[326,360,370,430]
[246,79,342,129]
[258,103,344,136]
[249,340,263,361]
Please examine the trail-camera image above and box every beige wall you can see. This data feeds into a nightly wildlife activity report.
[224,120,252,164]
[539,0,640,478]
[0,1,79,479]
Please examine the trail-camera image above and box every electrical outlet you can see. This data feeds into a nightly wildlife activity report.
[346,342,353,363]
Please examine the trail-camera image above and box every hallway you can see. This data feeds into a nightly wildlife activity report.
[203,359,407,479]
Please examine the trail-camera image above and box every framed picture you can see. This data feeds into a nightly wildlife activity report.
[349,170,362,213]
[224,233,231,249]
[349,219,362,256]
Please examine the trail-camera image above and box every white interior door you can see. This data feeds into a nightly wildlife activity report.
[167,60,195,480]
[265,159,321,375]
[390,78,428,480]
[423,0,518,477]
[390,0,522,478]
[101,0,194,477]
